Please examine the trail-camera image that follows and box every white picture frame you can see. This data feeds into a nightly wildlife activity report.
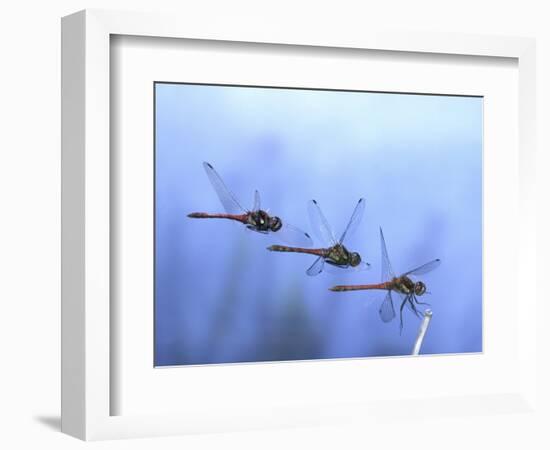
[61,9,537,441]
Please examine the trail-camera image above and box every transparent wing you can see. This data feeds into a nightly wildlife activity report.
[307,200,337,246]
[379,291,396,323]
[339,198,366,244]
[244,226,268,235]
[323,260,370,274]
[325,261,371,274]
[252,189,261,212]
[202,162,246,214]
[306,256,325,276]
[273,222,313,247]
[380,227,395,282]
[323,262,349,274]
[352,261,371,272]
[403,259,441,277]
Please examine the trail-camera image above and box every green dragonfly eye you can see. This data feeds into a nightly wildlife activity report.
[350,252,361,267]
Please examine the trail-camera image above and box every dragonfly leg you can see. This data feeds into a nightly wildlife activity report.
[247,224,268,234]
[413,295,431,307]
[409,296,423,318]
[399,296,408,335]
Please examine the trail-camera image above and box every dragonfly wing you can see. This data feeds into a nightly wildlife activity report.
[379,291,396,323]
[379,227,395,282]
[323,262,349,274]
[338,198,366,244]
[202,162,246,214]
[274,222,313,247]
[352,261,371,272]
[403,259,441,277]
[253,189,261,212]
[306,256,325,276]
[307,199,337,246]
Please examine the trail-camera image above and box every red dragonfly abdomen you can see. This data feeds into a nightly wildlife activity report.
[187,212,248,224]
[329,281,392,292]
[267,245,326,257]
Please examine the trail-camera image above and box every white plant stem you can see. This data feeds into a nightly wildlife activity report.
[412,309,432,356]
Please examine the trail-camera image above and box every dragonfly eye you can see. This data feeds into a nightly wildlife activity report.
[350,252,361,267]
[415,282,426,296]
[269,216,282,232]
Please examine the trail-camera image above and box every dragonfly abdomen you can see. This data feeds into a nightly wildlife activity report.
[329,281,391,292]
[188,212,248,224]
[267,245,326,257]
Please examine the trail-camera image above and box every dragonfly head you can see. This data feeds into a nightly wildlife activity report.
[414,281,427,296]
[349,252,361,267]
[269,216,282,232]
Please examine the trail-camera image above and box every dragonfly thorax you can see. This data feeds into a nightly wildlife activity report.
[393,277,427,296]
[326,244,361,267]
[393,276,415,295]
[248,210,282,232]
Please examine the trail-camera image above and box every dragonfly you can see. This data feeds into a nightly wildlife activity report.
[330,227,440,333]
[267,198,370,276]
[187,162,313,247]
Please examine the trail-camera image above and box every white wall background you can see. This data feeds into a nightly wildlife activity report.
[0,1,548,449]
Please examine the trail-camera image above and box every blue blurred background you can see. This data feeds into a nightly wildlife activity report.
[155,83,482,366]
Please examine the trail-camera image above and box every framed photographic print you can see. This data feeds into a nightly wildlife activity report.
[62,9,538,441]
